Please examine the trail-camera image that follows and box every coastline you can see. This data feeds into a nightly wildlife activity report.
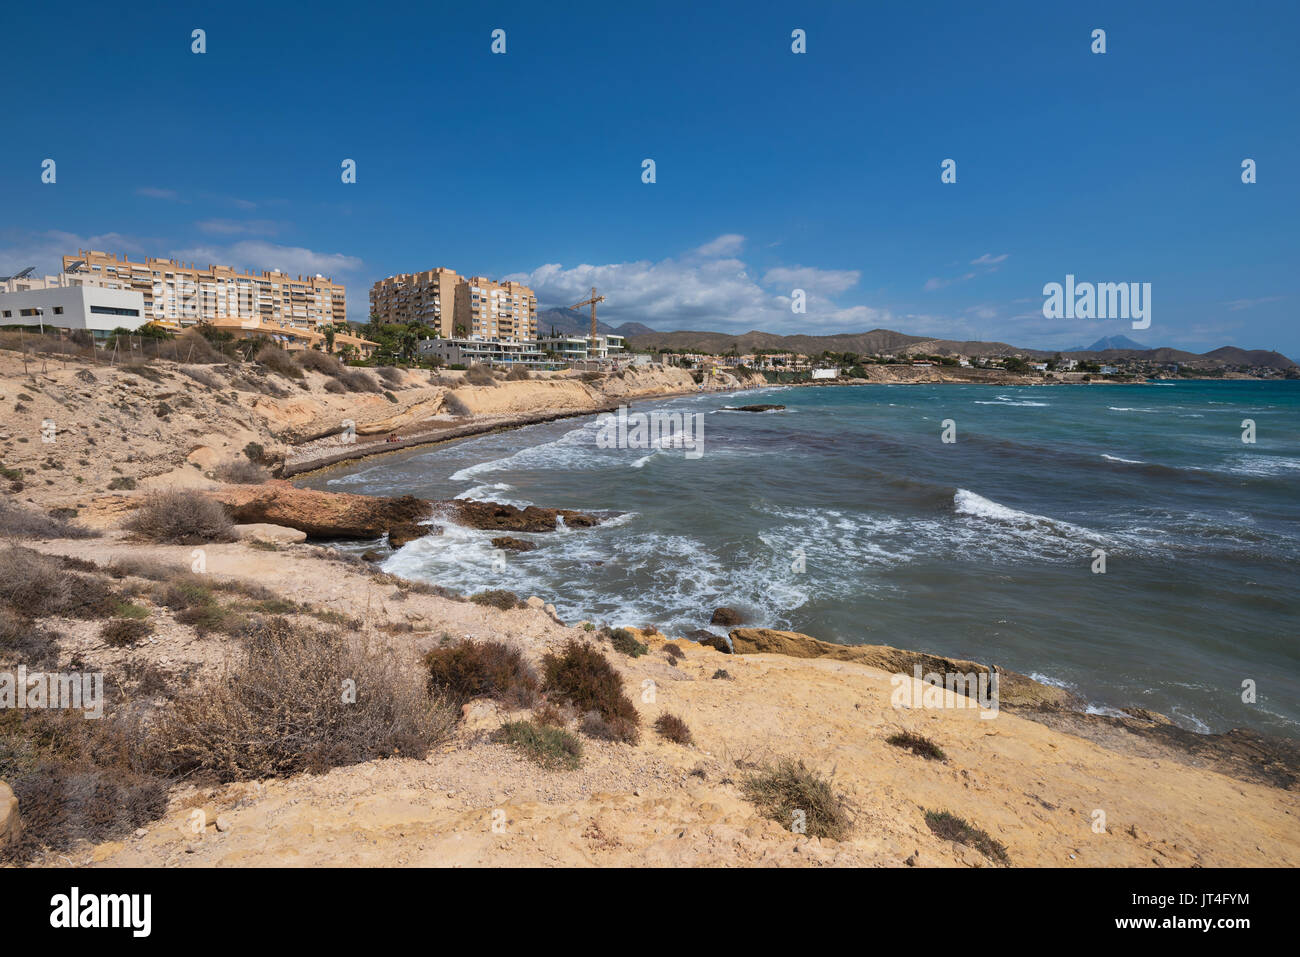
[3,348,1297,867]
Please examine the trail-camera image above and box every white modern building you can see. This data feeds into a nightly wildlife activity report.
[0,284,147,337]
[418,336,551,368]
[536,333,625,362]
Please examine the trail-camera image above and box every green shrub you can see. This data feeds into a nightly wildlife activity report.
[606,627,647,658]
[493,719,582,770]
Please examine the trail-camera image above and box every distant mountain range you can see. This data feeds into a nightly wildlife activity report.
[1068,335,1149,352]
[606,324,1296,370]
[535,307,655,339]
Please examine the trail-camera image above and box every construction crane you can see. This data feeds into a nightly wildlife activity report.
[569,286,605,347]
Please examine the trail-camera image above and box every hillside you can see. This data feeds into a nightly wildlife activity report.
[625,327,1297,369]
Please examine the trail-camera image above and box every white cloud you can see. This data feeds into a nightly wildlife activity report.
[169,240,361,279]
[1222,296,1282,311]
[195,219,284,237]
[692,233,745,257]
[136,187,183,201]
[970,253,1008,266]
[761,265,860,295]
[505,245,888,333]
[0,229,151,277]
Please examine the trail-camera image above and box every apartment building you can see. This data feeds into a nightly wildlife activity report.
[370,267,461,336]
[61,250,347,332]
[370,269,537,342]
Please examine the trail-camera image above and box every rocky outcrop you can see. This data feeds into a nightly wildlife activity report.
[0,780,19,853]
[442,499,602,533]
[726,628,1077,710]
[207,483,602,546]
[212,481,431,538]
[710,606,745,626]
[491,536,536,552]
[725,404,785,412]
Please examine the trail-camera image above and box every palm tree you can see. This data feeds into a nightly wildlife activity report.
[324,327,335,354]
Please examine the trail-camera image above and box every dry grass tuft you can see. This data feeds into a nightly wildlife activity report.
[924,809,1010,864]
[742,758,853,841]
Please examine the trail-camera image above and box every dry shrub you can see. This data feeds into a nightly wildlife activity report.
[124,490,234,545]
[144,616,456,781]
[653,713,693,745]
[254,344,304,379]
[0,606,58,668]
[469,589,524,610]
[105,556,176,582]
[169,331,225,364]
[886,731,947,761]
[322,377,346,394]
[924,809,1010,864]
[0,499,96,539]
[662,642,684,662]
[0,709,169,863]
[543,640,639,744]
[465,363,496,386]
[505,366,531,381]
[742,758,852,841]
[297,349,345,376]
[376,366,404,387]
[101,617,153,647]
[179,365,224,389]
[212,458,270,484]
[341,369,380,393]
[424,639,539,708]
[0,546,117,619]
[442,391,471,416]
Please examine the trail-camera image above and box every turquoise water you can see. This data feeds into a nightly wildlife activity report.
[299,380,1300,738]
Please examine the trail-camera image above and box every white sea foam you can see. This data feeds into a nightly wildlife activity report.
[1101,453,1145,465]
[1108,406,1158,413]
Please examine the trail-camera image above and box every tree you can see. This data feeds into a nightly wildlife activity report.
[323,327,335,354]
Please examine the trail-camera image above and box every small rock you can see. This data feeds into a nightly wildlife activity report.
[0,781,21,852]
[215,815,233,833]
[710,606,745,626]
[525,596,545,610]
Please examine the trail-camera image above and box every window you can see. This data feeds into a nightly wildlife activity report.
[90,305,141,317]
[53,306,64,315]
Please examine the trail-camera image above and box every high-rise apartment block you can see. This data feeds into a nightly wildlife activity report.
[61,249,347,332]
[370,268,537,341]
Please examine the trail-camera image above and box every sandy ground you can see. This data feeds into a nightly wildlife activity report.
[12,533,1298,869]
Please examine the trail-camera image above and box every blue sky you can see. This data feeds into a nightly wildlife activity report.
[1,1,1296,354]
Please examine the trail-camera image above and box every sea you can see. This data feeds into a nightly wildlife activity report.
[297,380,1300,739]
